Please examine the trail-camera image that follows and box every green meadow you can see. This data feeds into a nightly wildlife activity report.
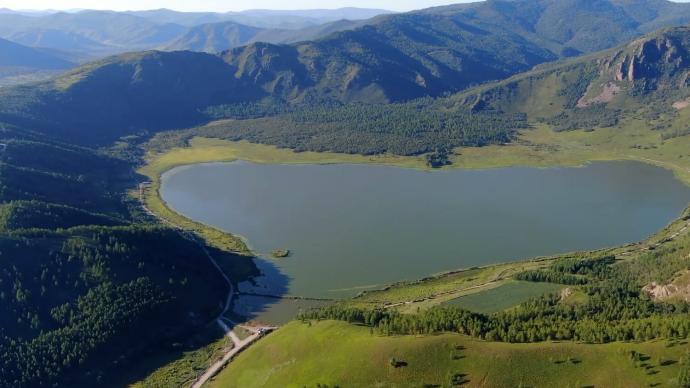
[443,281,564,314]
[210,320,688,388]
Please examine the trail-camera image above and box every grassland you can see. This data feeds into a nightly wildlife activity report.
[345,260,552,313]
[442,281,564,314]
[138,119,690,387]
[210,320,688,388]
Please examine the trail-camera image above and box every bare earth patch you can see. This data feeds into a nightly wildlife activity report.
[643,267,690,301]
[672,98,690,110]
[560,287,574,300]
[577,82,621,107]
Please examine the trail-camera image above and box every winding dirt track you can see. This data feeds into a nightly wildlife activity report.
[191,319,275,388]
[139,185,276,387]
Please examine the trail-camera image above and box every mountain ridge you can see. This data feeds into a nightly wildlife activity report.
[2,1,690,145]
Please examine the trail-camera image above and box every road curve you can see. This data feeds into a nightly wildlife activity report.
[139,184,277,387]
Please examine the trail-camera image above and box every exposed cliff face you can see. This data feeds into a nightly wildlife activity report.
[643,268,690,302]
[605,26,690,89]
[457,25,690,119]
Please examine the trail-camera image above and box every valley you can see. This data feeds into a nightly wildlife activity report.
[3,0,690,387]
[133,118,690,386]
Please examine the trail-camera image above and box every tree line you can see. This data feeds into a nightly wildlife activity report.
[299,237,690,344]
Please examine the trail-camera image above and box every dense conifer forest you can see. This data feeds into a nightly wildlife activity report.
[0,123,242,387]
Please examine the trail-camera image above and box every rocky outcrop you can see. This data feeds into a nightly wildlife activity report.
[606,27,690,88]
[643,269,690,302]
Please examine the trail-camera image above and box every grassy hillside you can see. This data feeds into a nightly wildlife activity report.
[212,320,689,388]
[209,203,690,387]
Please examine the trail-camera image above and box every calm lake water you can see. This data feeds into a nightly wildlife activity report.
[161,161,690,303]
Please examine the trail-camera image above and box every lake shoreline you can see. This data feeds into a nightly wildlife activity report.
[150,146,690,308]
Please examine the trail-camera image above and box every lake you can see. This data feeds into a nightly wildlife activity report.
[161,161,690,304]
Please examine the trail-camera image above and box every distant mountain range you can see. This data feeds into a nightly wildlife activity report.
[0,7,391,86]
[0,8,392,56]
[163,19,366,53]
[127,8,393,28]
[0,37,74,86]
[1,0,688,64]
[1,0,690,142]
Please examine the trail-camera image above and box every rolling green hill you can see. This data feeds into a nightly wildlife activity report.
[213,320,690,388]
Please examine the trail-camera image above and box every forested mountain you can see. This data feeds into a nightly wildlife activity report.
[0,41,536,147]
[455,25,690,135]
[163,19,364,53]
[0,12,558,139]
[420,0,690,55]
[167,10,558,102]
[3,8,690,148]
[147,25,690,157]
[163,21,265,53]
[212,0,690,103]
[258,19,365,44]
[0,51,260,144]
[2,0,690,81]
